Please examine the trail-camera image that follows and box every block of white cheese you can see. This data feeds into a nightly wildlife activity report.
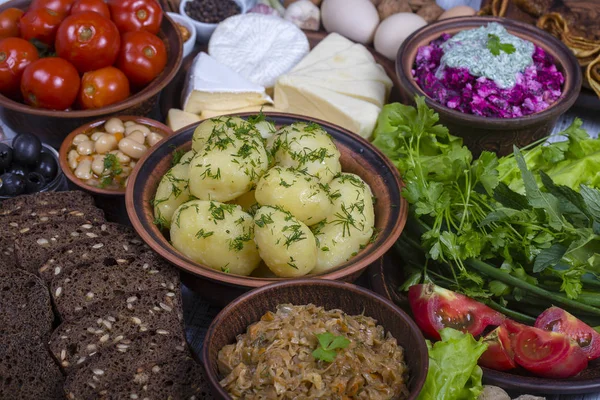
[208,14,309,88]
[166,108,201,131]
[200,105,279,120]
[290,32,354,72]
[182,52,273,114]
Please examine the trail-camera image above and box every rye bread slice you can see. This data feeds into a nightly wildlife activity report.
[64,333,190,399]
[0,269,53,337]
[14,222,132,273]
[51,255,180,321]
[38,232,149,283]
[0,334,64,399]
[50,289,184,373]
[0,191,94,217]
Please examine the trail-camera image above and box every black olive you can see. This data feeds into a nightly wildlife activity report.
[12,133,42,165]
[34,152,58,181]
[7,164,28,176]
[25,171,46,193]
[0,143,12,171]
[0,173,26,196]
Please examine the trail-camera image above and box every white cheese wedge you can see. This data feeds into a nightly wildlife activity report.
[182,52,273,115]
[208,14,309,88]
[166,108,202,131]
[290,33,355,72]
[274,81,381,139]
[200,105,279,120]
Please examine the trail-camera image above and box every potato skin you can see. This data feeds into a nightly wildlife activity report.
[153,150,195,229]
[170,200,260,276]
[312,173,375,274]
[267,122,341,184]
[255,166,332,225]
[253,206,317,277]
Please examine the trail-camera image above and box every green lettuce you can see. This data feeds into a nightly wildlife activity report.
[418,328,488,400]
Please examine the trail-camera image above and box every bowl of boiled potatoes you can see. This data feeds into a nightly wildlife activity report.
[126,113,407,296]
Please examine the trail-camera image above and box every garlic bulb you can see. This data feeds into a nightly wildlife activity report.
[284,0,320,31]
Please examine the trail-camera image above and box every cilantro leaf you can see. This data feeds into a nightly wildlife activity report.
[312,332,350,362]
[487,34,516,56]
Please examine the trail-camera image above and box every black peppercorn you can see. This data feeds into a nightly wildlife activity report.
[184,0,241,24]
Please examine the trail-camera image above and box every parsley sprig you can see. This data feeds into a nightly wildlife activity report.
[100,154,123,188]
[311,332,350,362]
[487,33,516,56]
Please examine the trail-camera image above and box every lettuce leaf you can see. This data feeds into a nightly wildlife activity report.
[417,328,488,400]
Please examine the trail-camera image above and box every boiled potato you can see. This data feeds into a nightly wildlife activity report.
[253,206,317,277]
[312,173,375,274]
[153,150,195,229]
[253,119,276,140]
[189,125,269,202]
[191,116,249,152]
[255,166,332,225]
[170,200,260,275]
[267,122,341,184]
[231,190,258,213]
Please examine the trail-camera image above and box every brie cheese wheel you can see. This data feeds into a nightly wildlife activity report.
[182,52,273,115]
[166,109,201,131]
[200,105,279,120]
[208,14,309,88]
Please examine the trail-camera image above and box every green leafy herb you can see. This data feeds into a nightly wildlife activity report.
[170,145,186,166]
[99,154,123,188]
[487,33,516,56]
[311,332,350,362]
[195,229,214,239]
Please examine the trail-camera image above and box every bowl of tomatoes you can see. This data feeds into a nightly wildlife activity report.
[0,0,183,148]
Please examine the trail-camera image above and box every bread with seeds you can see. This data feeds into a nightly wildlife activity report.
[49,289,184,372]
[0,191,95,217]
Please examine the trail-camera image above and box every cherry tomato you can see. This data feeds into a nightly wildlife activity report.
[0,8,24,39]
[116,30,166,87]
[513,326,588,378]
[55,11,120,73]
[407,283,506,340]
[20,7,63,46]
[29,0,75,18]
[0,38,39,98]
[20,57,80,110]
[70,0,110,19]
[78,66,129,109]
[478,324,516,371]
[535,306,600,360]
[107,0,162,35]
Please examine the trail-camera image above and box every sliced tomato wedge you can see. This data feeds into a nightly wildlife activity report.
[535,306,600,360]
[478,324,516,371]
[513,326,588,379]
[407,284,506,340]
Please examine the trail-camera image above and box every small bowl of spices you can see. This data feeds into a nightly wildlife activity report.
[179,0,246,43]
[167,12,197,58]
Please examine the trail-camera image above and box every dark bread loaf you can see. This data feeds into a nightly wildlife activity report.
[0,191,95,217]
[0,269,53,337]
[51,254,180,321]
[64,333,190,399]
[14,222,132,273]
[0,334,64,399]
[39,232,148,283]
[49,289,184,372]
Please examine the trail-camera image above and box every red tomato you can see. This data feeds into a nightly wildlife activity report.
[70,0,110,19]
[20,57,80,110]
[0,8,24,39]
[78,66,129,109]
[478,324,516,371]
[513,326,588,378]
[55,11,120,73]
[0,38,39,98]
[29,0,75,18]
[116,30,166,87]
[407,283,506,340]
[107,0,162,35]
[535,306,600,360]
[20,7,63,46]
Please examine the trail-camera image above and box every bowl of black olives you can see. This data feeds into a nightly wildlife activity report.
[0,134,65,199]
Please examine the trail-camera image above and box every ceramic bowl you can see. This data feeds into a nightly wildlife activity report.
[126,113,407,305]
[179,0,249,43]
[0,0,182,149]
[202,279,428,399]
[396,16,582,156]
[167,12,197,58]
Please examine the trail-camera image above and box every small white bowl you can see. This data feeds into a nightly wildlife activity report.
[179,0,250,43]
[166,12,196,58]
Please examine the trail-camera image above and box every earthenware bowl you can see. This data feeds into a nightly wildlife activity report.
[126,113,407,305]
[202,279,428,399]
[0,0,182,149]
[397,16,582,156]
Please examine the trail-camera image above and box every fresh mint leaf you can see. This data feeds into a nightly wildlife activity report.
[580,185,600,223]
[487,34,516,56]
[540,171,591,223]
[493,182,530,210]
[480,208,530,226]
[534,244,567,273]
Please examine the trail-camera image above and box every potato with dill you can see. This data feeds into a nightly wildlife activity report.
[267,122,341,184]
[255,166,332,225]
[253,206,317,277]
[191,116,249,152]
[312,173,375,274]
[153,150,195,229]
[170,200,261,275]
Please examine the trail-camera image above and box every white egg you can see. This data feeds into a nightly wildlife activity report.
[374,13,427,61]
[438,5,476,20]
[321,0,379,45]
